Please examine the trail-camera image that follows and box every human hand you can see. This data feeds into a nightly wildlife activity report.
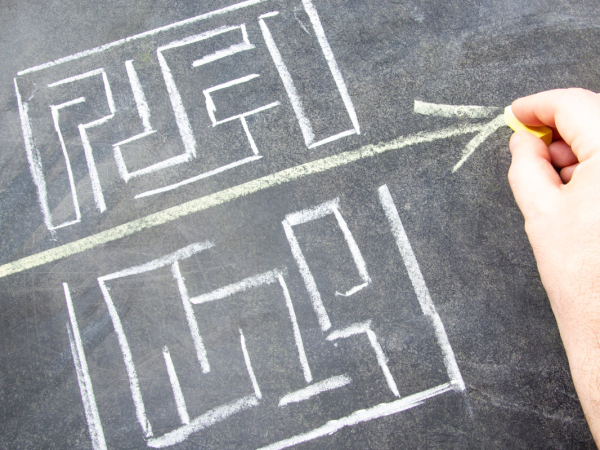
[508,88,600,443]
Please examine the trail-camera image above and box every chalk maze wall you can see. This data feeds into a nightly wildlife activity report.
[64,184,465,449]
[14,0,359,232]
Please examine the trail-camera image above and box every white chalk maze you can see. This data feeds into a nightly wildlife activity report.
[14,0,360,231]
[64,185,465,449]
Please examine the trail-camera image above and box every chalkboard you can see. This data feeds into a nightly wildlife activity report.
[1,0,598,448]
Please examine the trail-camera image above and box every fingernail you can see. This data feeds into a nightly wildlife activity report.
[509,134,521,153]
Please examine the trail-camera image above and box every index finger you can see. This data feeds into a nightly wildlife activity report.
[512,88,600,162]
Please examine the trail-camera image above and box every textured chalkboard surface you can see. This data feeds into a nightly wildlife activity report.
[1,0,599,448]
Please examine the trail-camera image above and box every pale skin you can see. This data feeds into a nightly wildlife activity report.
[508,88,600,443]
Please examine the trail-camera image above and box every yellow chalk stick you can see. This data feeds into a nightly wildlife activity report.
[504,106,553,146]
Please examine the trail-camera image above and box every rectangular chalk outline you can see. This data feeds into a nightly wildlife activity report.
[16,0,361,207]
[254,185,466,450]
[69,187,466,449]
[14,0,271,221]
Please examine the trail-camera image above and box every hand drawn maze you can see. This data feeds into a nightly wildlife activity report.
[64,185,466,450]
[14,1,478,447]
[15,0,360,232]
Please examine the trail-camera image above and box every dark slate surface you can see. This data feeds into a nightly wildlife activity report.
[0,0,598,448]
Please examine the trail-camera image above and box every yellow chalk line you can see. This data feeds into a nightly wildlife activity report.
[0,122,488,279]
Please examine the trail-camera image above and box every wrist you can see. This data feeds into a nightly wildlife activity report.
[550,293,600,443]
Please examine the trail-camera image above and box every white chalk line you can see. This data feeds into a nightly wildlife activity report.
[147,395,259,448]
[99,277,153,437]
[113,60,160,182]
[171,261,211,373]
[257,382,455,450]
[162,346,191,425]
[136,58,276,197]
[212,102,280,126]
[97,241,214,437]
[50,98,86,228]
[189,268,313,384]
[327,321,399,397]
[259,11,279,19]
[452,115,505,172]
[414,100,500,119]
[326,320,370,340]
[49,68,115,213]
[277,273,313,383]
[282,216,331,332]
[14,79,53,231]
[64,283,107,450]
[16,0,269,76]
[48,68,101,88]
[283,197,370,330]
[157,36,198,159]
[309,129,356,149]
[335,282,368,298]
[193,41,254,67]
[259,15,315,147]
[240,329,262,399]
[113,129,156,148]
[191,24,254,67]
[118,150,192,184]
[51,97,86,109]
[241,116,260,155]
[377,185,465,391]
[135,152,264,198]
[301,0,360,134]
[260,3,360,148]
[331,206,371,294]
[154,25,255,168]
[99,241,213,281]
[284,197,339,225]
[190,269,278,304]
[279,374,351,406]
[23,68,116,230]
[0,121,489,279]
[125,60,153,132]
[79,120,110,213]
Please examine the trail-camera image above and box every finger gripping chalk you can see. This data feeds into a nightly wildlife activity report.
[504,106,553,146]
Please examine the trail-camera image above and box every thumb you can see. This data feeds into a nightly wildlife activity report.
[507,131,562,221]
